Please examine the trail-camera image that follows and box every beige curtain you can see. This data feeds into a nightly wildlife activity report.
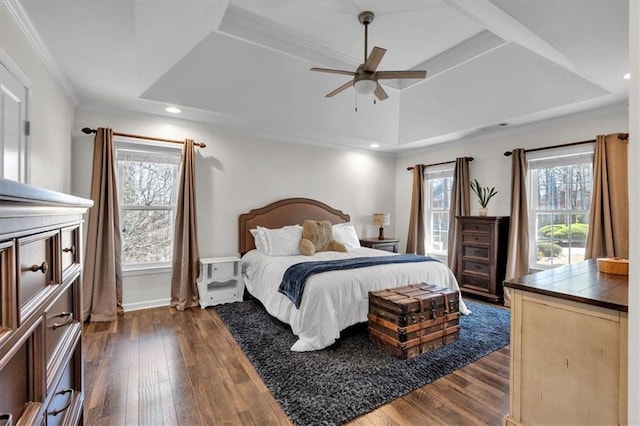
[504,149,529,307]
[406,164,426,255]
[170,139,201,310]
[83,128,123,322]
[585,133,629,259]
[447,157,471,270]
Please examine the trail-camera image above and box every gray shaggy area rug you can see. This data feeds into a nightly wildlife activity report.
[214,299,509,426]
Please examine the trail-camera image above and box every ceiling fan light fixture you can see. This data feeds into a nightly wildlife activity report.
[354,79,377,95]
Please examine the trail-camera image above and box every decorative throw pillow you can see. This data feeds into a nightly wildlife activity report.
[300,220,347,256]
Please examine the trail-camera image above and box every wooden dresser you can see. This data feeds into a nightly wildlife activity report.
[0,179,92,425]
[503,260,627,426]
[455,216,509,302]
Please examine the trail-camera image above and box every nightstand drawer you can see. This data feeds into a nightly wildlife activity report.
[210,262,236,280]
[202,280,240,304]
[463,245,489,259]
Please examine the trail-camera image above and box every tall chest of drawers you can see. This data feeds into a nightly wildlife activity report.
[0,179,92,425]
[455,216,510,303]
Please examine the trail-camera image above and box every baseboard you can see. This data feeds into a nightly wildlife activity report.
[123,298,171,312]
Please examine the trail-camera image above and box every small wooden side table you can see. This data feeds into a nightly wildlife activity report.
[359,237,399,253]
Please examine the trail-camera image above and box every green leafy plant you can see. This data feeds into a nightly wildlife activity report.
[537,223,589,242]
[537,241,563,258]
[470,179,498,208]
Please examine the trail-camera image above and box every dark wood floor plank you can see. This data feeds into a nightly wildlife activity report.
[84,306,510,425]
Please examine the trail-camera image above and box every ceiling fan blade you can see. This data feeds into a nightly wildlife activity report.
[376,70,427,80]
[374,83,389,101]
[325,79,354,97]
[363,46,386,72]
[311,67,356,76]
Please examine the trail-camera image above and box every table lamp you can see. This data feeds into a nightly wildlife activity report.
[372,213,390,240]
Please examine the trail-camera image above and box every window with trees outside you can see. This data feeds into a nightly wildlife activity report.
[527,145,594,269]
[424,166,454,255]
[115,143,182,269]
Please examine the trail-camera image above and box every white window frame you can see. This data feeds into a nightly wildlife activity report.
[424,164,455,257]
[114,138,182,273]
[526,144,594,269]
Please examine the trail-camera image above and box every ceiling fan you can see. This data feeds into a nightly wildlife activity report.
[311,11,427,101]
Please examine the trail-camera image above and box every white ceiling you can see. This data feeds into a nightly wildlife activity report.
[17,0,630,152]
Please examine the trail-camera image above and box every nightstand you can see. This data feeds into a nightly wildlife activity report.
[197,256,244,308]
[359,237,399,253]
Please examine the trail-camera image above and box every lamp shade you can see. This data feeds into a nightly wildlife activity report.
[372,213,390,227]
[354,79,377,95]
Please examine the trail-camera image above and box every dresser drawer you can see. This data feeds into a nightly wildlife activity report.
[0,241,17,345]
[60,226,80,278]
[460,273,491,292]
[0,320,43,426]
[462,260,490,275]
[461,221,491,234]
[463,245,489,259]
[45,281,76,369]
[462,233,491,244]
[18,230,58,309]
[46,352,78,426]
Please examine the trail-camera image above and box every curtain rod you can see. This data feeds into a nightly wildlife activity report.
[503,133,628,157]
[81,127,207,148]
[406,157,474,171]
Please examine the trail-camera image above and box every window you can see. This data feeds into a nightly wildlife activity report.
[115,143,182,269]
[527,146,594,268]
[424,166,454,255]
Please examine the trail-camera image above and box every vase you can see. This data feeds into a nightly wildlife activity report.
[478,208,488,217]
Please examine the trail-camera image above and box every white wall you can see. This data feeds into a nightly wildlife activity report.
[0,2,74,192]
[627,1,639,423]
[394,104,628,256]
[72,109,396,309]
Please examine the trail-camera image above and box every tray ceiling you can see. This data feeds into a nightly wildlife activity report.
[16,0,629,152]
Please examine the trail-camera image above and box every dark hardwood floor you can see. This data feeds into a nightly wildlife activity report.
[84,306,509,425]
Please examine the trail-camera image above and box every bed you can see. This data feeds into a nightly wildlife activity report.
[238,198,470,352]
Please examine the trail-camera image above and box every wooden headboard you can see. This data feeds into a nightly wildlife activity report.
[238,198,350,255]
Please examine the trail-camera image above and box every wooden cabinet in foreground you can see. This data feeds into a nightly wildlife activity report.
[503,260,627,426]
[0,179,92,425]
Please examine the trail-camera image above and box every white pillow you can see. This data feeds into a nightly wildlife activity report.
[250,228,269,253]
[332,222,361,249]
[259,225,303,256]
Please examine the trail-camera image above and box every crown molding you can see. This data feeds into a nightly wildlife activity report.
[3,0,79,106]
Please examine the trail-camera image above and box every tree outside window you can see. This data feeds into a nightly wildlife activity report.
[528,149,593,268]
[424,167,454,255]
[115,145,181,268]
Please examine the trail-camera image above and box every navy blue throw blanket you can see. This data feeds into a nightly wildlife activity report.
[279,254,439,308]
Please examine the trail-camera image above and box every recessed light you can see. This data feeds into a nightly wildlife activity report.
[369,143,380,148]
[165,106,181,114]
[623,73,630,80]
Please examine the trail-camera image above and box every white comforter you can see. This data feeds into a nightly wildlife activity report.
[241,247,470,352]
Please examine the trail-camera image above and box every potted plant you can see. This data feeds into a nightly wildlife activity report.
[470,178,498,216]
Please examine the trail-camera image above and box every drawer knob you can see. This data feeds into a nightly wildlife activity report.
[30,260,49,274]
[0,413,13,426]
[49,312,74,330]
[62,246,76,255]
[48,388,74,417]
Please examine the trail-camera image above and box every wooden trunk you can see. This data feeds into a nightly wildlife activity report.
[368,283,460,359]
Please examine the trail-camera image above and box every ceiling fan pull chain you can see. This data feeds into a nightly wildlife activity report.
[355,92,358,112]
